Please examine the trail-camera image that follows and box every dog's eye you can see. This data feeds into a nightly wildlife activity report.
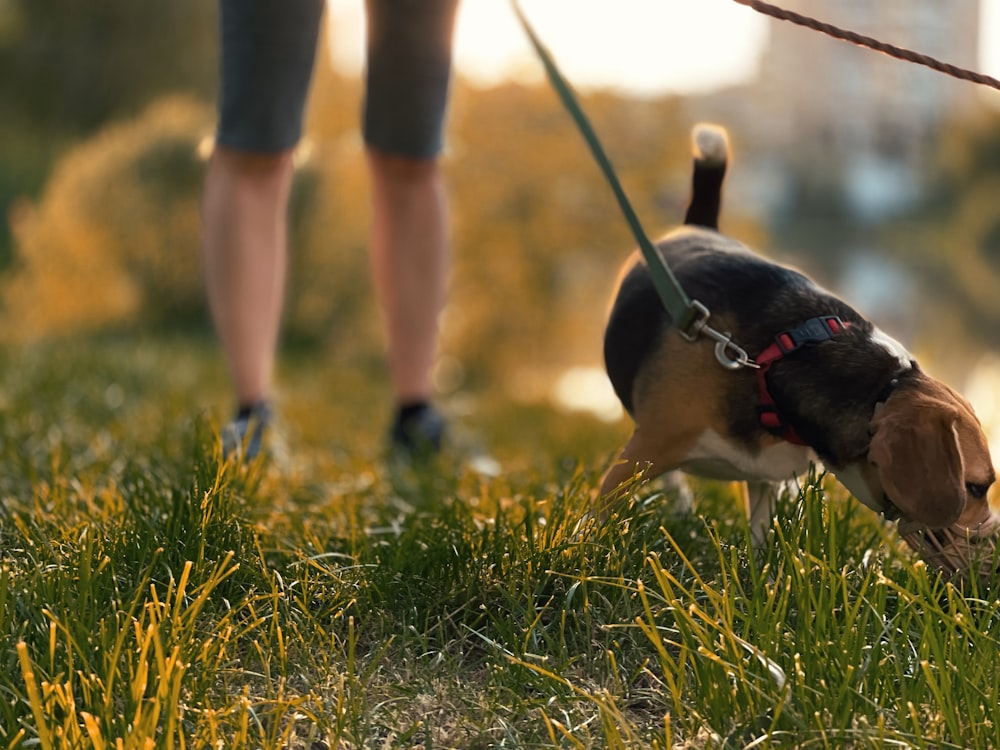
[966,482,991,499]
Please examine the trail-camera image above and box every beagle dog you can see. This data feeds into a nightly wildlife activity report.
[600,124,996,548]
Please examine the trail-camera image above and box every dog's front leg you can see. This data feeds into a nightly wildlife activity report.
[655,470,695,515]
[596,455,654,521]
[745,479,804,546]
[597,427,690,519]
[745,480,776,546]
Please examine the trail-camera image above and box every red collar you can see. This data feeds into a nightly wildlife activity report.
[755,316,849,446]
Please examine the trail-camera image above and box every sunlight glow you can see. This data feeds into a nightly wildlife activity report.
[982,0,1000,79]
[450,0,769,96]
[966,354,1000,477]
[552,366,623,423]
[327,0,769,96]
[327,0,1000,97]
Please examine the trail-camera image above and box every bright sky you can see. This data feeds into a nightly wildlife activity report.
[328,0,1000,97]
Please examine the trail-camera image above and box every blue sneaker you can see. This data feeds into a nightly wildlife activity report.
[221,401,272,463]
[388,403,446,461]
[386,403,503,477]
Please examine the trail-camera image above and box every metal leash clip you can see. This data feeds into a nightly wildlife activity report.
[706,328,758,370]
[678,301,758,370]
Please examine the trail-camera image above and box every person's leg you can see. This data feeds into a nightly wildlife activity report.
[202,147,293,409]
[206,0,324,458]
[367,149,449,407]
[363,0,460,452]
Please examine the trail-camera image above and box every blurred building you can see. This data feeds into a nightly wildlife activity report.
[693,0,981,222]
[686,1,983,345]
[756,0,980,219]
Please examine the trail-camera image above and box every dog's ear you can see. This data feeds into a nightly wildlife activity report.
[868,388,966,528]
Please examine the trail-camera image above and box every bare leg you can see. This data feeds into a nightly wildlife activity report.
[202,147,293,408]
[367,147,449,406]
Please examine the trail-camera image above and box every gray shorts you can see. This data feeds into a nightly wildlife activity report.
[217,0,459,158]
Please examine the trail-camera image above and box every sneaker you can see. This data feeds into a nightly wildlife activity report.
[386,403,504,478]
[388,403,446,461]
[221,401,272,462]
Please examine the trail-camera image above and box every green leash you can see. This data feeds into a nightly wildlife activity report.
[511,1,756,370]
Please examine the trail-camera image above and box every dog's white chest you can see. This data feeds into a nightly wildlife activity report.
[681,429,814,482]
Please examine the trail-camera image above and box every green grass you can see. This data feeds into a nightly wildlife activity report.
[1,333,999,748]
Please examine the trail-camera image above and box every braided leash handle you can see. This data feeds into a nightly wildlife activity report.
[734,0,1000,92]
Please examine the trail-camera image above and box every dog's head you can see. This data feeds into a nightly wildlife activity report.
[866,371,995,529]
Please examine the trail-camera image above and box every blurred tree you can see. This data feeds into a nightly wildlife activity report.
[4,47,774,405]
[0,0,217,267]
[436,83,692,386]
[884,108,1000,357]
[1,97,214,339]
[0,0,216,133]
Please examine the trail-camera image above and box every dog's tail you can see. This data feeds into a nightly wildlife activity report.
[683,123,729,230]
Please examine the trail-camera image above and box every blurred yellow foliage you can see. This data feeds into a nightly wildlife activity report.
[1,71,761,391]
[2,96,212,340]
